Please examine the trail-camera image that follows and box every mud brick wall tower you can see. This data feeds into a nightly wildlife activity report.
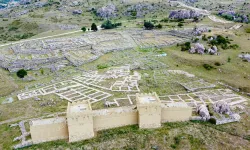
[136,92,162,128]
[67,100,95,143]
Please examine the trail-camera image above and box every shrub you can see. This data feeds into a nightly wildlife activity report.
[144,21,154,30]
[81,27,86,32]
[101,20,122,29]
[15,33,35,39]
[160,18,169,22]
[227,57,231,62]
[245,27,250,33]
[202,35,208,41]
[181,42,191,51]
[177,22,183,28]
[214,62,221,66]
[203,64,214,70]
[17,69,27,78]
[130,10,137,17]
[193,38,199,43]
[228,44,239,49]
[208,118,216,124]
[97,64,108,69]
[8,26,18,31]
[155,24,162,29]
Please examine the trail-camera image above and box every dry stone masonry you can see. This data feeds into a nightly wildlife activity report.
[0,30,191,72]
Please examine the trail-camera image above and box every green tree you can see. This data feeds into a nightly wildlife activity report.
[144,21,154,30]
[101,20,121,29]
[81,27,86,32]
[91,23,98,31]
[17,69,27,78]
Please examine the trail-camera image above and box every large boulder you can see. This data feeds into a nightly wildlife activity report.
[194,43,205,54]
[208,45,218,55]
[197,105,210,121]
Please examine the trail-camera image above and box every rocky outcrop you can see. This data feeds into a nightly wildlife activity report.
[192,26,208,35]
[213,101,231,114]
[97,4,117,19]
[125,3,154,18]
[19,0,32,5]
[197,105,210,121]
[169,9,201,19]
[239,53,250,62]
[208,46,217,55]
[218,10,249,23]
[73,9,82,15]
[189,43,205,54]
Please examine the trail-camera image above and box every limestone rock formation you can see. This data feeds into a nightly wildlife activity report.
[230,113,241,121]
[208,46,218,55]
[19,0,31,5]
[213,101,231,114]
[97,4,117,19]
[169,9,201,19]
[125,3,154,18]
[192,26,208,35]
[218,10,249,23]
[189,43,205,54]
[239,53,250,62]
[73,10,82,15]
[197,105,210,121]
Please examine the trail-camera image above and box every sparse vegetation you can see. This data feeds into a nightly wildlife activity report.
[203,64,214,70]
[97,64,109,69]
[178,42,191,51]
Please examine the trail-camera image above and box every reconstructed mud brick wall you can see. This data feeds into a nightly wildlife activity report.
[67,101,95,143]
[136,93,162,128]
[93,107,138,131]
[30,117,68,144]
[161,104,193,122]
[30,93,192,144]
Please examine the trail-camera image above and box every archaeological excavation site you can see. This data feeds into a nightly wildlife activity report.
[0,0,250,149]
